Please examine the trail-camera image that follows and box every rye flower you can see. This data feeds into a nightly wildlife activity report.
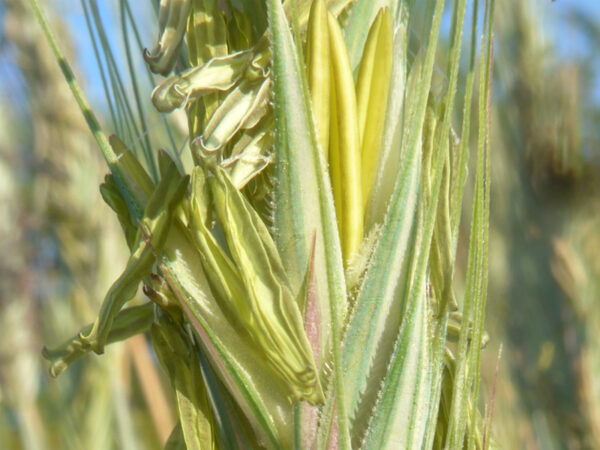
[33,0,496,448]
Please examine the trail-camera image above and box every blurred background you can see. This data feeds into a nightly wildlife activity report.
[0,0,599,449]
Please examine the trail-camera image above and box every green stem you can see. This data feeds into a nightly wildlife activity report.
[28,0,117,165]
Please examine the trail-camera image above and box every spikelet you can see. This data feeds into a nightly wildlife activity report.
[190,167,324,404]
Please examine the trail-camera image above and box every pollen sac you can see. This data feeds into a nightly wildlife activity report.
[151,50,254,112]
[144,0,192,76]
[223,117,274,189]
[192,77,272,154]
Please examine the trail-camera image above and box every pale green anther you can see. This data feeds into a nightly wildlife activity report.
[144,0,192,76]
[151,50,254,113]
[228,117,273,161]
[195,78,272,154]
[79,162,188,353]
[224,119,274,189]
[207,167,324,404]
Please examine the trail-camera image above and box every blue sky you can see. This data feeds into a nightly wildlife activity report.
[58,0,600,107]
[2,1,599,113]
[551,0,600,102]
[551,0,600,55]
[57,0,157,111]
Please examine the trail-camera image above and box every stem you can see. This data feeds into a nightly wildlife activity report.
[28,0,117,165]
